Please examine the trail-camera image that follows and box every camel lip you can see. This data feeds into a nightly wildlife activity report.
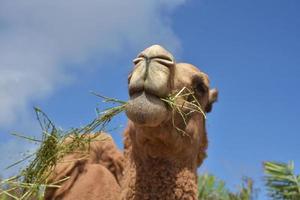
[129,90,166,101]
[125,91,169,127]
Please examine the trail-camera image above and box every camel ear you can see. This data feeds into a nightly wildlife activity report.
[205,88,218,113]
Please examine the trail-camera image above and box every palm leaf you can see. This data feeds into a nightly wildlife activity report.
[264,161,300,200]
[198,174,255,200]
[198,173,229,200]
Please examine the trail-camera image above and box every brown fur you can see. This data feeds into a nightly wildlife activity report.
[44,133,124,200]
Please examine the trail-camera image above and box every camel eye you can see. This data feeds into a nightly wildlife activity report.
[195,82,206,94]
[192,76,208,95]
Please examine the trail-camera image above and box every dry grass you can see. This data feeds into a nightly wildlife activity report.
[0,94,127,200]
[0,89,205,199]
[161,86,206,136]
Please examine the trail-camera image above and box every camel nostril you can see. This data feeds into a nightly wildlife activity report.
[139,45,175,64]
[133,57,143,65]
[153,54,173,62]
[129,45,173,99]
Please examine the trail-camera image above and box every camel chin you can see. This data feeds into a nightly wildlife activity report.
[125,92,169,127]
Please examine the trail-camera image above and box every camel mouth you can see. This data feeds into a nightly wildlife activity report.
[125,91,169,127]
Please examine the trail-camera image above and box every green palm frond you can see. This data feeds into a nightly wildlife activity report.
[228,178,255,200]
[264,161,300,200]
[198,174,255,200]
[198,173,229,200]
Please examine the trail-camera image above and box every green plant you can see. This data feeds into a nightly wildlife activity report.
[264,161,300,200]
[198,174,255,200]
[0,93,127,200]
[228,178,255,200]
[198,173,229,200]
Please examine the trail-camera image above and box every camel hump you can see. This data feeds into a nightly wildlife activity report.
[45,132,124,200]
[46,164,121,200]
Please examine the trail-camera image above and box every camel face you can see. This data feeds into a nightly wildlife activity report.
[126,45,216,127]
[125,45,218,160]
[126,45,174,127]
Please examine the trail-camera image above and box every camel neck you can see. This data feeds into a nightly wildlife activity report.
[120,150,199,200]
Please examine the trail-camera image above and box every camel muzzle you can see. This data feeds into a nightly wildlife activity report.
[128,45,175,99]
[126,45,174,127]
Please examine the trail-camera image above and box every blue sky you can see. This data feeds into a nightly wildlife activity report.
[1,0,300,199]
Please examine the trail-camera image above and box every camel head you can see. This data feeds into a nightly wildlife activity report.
[125,45,218,165]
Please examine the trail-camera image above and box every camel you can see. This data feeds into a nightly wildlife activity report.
[44,133,124,200]
[45,45,218,200]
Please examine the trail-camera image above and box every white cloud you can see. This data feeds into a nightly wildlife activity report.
[0,0,185,128]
